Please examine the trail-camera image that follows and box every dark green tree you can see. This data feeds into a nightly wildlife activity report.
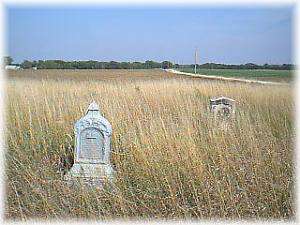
[161,61,173,69]
[21,60,34,69]
[4,56,13,66]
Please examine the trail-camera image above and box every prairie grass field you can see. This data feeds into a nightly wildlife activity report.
[5,69,295,220]
[178,68,294,83]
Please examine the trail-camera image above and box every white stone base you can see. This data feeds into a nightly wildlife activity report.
[64,163,115,188]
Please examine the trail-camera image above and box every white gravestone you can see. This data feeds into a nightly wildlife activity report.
[210,96,236,119]
[65,101,115,187]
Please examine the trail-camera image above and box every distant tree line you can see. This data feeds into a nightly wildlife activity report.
[181,63,294,70]
[18,59,174,70]
[3,56,294,70]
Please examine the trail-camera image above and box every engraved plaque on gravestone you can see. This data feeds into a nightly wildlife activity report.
[79,128,104,161]
[65,101,115,188]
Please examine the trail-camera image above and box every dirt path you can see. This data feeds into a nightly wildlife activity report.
[165,69,290,86]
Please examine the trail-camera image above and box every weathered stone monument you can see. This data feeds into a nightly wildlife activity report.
[210,96,236,119]
[65,101,115,188]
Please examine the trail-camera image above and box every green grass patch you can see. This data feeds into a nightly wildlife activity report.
[178,68,294,80]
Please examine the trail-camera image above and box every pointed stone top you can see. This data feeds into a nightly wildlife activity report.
[87,101,100,112]
[210,96,235,102]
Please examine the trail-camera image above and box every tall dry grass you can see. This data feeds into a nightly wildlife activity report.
[5,70,294,220]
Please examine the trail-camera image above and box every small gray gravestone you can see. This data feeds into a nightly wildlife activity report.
[65,101,115,188]
[210,96,236,119]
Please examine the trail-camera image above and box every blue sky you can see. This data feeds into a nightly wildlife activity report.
[6,6,294,64]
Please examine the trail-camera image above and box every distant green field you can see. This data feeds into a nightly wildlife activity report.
[178,68,294,82]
